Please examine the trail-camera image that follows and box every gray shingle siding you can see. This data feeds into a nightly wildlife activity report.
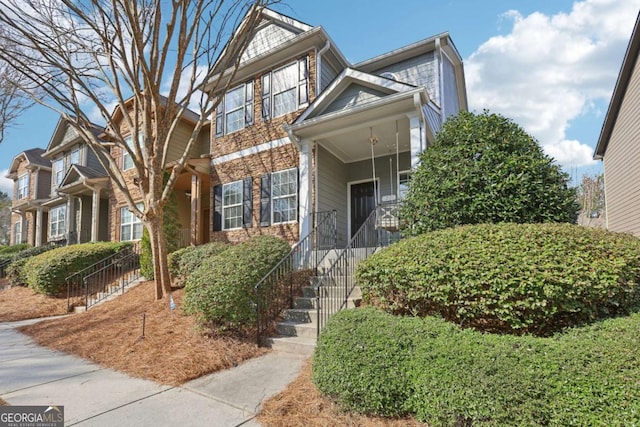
[321,84,388,115]
[240,21,299,63]
[368,52,439,104]
[441,54,460,119]
[317,146,348,246]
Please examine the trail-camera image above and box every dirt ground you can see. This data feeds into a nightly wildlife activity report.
[18,281,267,386]
[258,362,425,427]
[0,285,68,322]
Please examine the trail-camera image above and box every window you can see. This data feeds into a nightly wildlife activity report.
[262,57,308,120]
[122,135,135,170]
[69,147,81,166]
[51,157,65,191]
[13,220,22,244]
[215,81,254,137]
[271,168,298,223]
[17,174,29,199]
[398,171,412,200]
[222,180,243,230]
[120,203,143,241]
[49,205,67,238]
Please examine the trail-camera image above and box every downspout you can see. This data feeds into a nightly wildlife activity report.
[435,37,445,123]
[316,40,331,97]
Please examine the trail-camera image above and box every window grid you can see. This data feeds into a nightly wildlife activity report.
[262,57,308,121]
[17,174,29,199]
[120,203,143,241]
[14,220,22,244]
[122,135,135,170]
[272,168,297,224]
[222,181,243,230]
[49,205,67,238]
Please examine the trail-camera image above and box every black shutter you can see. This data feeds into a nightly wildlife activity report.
[243,177,253,228]
[260,174,271,227]
[213,184,222,231]
[215,99,224,137]
[261,73,271,121]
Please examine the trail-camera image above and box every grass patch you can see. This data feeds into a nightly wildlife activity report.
[0,285,68,322]
[19,281,267,385]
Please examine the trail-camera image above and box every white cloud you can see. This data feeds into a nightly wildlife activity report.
[0,169,14,197]
[466,0,640,167]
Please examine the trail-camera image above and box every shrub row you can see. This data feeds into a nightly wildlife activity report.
[356,223,640,335]
[313,307,640,426]
[182,235,290,331]
[23,241,132,295]
[168,242,230,287]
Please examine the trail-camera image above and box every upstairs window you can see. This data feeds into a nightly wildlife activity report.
[69,147,81,166]
[17,174,29,199]
[122,135,135,170]
[215,81,254,137]
[262,57,308,120]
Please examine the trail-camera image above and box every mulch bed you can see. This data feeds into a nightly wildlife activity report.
[0,285,68,322]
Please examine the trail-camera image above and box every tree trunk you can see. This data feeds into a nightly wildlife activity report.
[146,217,171,300]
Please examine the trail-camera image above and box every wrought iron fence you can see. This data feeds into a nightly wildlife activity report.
[254,210,337,345]
[315,207,397,336]
[66,243,140,311]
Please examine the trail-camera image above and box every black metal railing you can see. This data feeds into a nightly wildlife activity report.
[315,207,397,336]
[66,243,140,311]
[254,210,337,345]
[0,239,66,278]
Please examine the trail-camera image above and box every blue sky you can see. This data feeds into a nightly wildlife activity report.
[1,0,639,194]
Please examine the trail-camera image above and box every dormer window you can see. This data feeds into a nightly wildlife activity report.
[52,158,65,190]
[262,57,308,120]
[215,81,254,137]
[70,147,81,166]
[17,174,29,199]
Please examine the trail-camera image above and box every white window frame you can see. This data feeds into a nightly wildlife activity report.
[215,81,254,137]
[271,168,298,224]
[398,170,412,200]
[69,146,81,166]
[261,57,308,121]
[49,205,67,239]
[13,219,22,244]
[17,173,29,199]
[222,180,243,230]
[120,202,143,241]
[122,135,135,170]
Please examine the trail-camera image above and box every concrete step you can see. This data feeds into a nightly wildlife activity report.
[266,336,316,356]
[276,321,317,338]
[293,296,318,309]
[283,308,318,324]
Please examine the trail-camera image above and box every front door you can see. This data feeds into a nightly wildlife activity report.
[350,181,376,238]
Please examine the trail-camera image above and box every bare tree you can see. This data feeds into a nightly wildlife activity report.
[0,29,34,143]
[0,0,274,299]
[577,173,606,228]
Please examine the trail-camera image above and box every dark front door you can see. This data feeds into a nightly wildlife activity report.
[350,181,376,238]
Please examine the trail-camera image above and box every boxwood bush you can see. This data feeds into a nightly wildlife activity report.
[357,223,640,335]
[168,241,230,287]
[183,235,290,331]
[313,307,640,426]
[24,241,132,295]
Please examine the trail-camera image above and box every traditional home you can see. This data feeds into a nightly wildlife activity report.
[594,12,640,237]
[208,8,467,246]
[7,149,51,245]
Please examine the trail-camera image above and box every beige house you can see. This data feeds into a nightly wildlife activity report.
[594,12,640,237]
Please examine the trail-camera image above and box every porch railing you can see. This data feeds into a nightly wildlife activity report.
[315,205,399,336]
[66,243,140,311]
[254,210,337,345]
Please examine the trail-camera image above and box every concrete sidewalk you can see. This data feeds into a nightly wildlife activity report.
[0,318,306,426]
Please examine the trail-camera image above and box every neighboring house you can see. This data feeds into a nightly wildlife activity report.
[594,12,640,237]
[104,96,211,245]
[7,148,52,245]
[207,8,467,246]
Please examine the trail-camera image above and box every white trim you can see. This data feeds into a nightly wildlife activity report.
[221,179,243,231]
[271,167,298,225]
[346,178,379,239]
[212,137,291,165]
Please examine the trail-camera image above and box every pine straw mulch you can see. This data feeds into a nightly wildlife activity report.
[0,285,69,322]
[18,281,267,386]
[258,361,426,427]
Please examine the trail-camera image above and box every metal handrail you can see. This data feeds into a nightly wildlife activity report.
[254,210,337,345]
[315,206,399,336]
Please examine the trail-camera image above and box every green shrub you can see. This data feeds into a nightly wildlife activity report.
[6,258,29,286]
[357,223,640,335]
[24,241,132,295]
[313,307,640,426]
[168,242,230,287]
[183,235,290,331]
[0,243,29,255]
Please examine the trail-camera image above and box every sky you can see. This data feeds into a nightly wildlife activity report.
[1,0,639,195]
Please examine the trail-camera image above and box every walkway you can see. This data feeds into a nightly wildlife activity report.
[0,318,306,426]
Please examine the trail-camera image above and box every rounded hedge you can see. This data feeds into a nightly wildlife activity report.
[182,235,290,331]
[357,223,640,335]
[168,241,230,287]
[313,307,640,426]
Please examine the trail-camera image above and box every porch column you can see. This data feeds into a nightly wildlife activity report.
[35,207,43,247]
[190,174,202,245]
[408,114,423,169]
[91,187,101,242]
[66,196,74,243]
[299,139,313,240]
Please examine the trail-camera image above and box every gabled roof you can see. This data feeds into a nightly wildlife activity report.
[45,116,103,157]
[57,164,108,192]
[7,148,51,176]
[594,12,640,159]
[108,94,200,130]
[294,68,419,124]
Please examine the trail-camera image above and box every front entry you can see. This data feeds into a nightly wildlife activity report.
[350,181,376,238]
